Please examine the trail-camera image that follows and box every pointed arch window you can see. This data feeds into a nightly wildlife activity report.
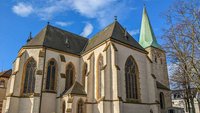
[160,92,165,109]
[63,101,66,113]
[23,58,36,94]
[160,58,163,64]
[66,63,75,91]
[125,56,138,99]
[0,79,5,88]
[96,54,103,99]
[155,57,157,63]
[77,99,85,113]
[46,59,57,91]
[82,63,88,89]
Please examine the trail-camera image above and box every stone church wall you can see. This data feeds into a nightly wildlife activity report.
[82,41,109,113]
[40,48,81,113]
[113,42,153,103]
[3,38,170,113]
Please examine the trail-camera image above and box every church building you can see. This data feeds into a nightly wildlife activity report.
[2,7,171,113]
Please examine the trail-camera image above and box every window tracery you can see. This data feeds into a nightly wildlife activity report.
[96,54,103,99]
[125,56,138,99]
[23,58,36,94]
[66,63,75,90]
[46,59,57,91]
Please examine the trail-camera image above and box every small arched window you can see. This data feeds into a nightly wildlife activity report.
[66,63,75,91]
[160,58,163,64]
[23,58,36,94]
[125,56,138,99]
[96,54,103,99]
[0,79,5,88]
[160,92,165,109]
[77,99,85,113]
[82,63,87,89]
[155,57,157,63]
[63,101,66,113]
[169,109,175,113]
[46,59,57,91]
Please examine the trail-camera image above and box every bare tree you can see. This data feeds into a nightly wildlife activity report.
[170,65,197,113]
[162,0,200,113]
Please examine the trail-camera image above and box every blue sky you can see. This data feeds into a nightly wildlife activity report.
[0,0,175,70]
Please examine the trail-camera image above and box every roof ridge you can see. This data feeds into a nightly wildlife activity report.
[84,21,146,53]
[48,24,88,40]
[82,21,117,52]
[89,21,116,42]
[42,25,49,46]
[80,40,89,54]
[25,24,88,55]
[46,25,89,54]
[110,21,118,38]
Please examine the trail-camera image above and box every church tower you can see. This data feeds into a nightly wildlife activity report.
[139,6,168,86]
[139,6,171,113]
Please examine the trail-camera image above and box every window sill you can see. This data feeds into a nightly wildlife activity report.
[125,98,140,103]
[21,93,40,97]
[42,90,57,93]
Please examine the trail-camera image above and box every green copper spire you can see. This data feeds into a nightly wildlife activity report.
[139,6,162,50]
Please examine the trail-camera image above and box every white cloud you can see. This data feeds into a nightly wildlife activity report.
[80,23,93,37]
[12,0,136,27]
[55,21,73,27]
[12,2,33,17]
[36,0,69,20]
[129,29,140,36]
[69,0,136,27]
[68,0,114,18]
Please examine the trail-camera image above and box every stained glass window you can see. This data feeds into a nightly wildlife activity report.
[0,79,5,88]
[97,54,103,99]
[125,56,138,99]
[46,60,56,91]
[82,63,87,89]
[160,92,165,109]
[23,58,36,94]
[77,99,85,113]
[63,101,66,113]
[66,63,74,90]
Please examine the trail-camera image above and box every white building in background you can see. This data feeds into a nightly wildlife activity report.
[171,89,200,113]
[2,7,171,113]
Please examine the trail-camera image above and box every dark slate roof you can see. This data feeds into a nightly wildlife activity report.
[25,25,88,55]
[24,21,146,55]
[0,69,12,78]
[156,81,170,90]
[61,81,87,96]
[84,21,146,52]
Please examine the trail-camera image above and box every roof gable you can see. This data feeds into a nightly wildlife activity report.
[84,22,115,52]
[0,69,12,78]
[26,25,88,55]
[25,21,146,55]
[84,21,146,52]
[61,81,87,96]
[156,81,170,90]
